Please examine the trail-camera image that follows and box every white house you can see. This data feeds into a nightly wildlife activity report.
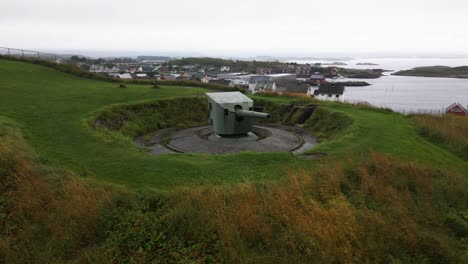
[135,73,148,78]
[249,81,276,94]
[220,66,231,72]
[116,73,132,79]
[313,83,346,102]
[230,79,249,87]
[307,86,319,96]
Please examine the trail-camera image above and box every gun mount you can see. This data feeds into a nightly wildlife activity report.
[206,92,270,136]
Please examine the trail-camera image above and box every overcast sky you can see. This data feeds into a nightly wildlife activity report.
[1,0,468,57]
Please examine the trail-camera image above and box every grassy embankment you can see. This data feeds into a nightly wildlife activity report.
[414,114,468,160]
[0,59,467,263]
[1,116,467,263]
[394,66,468,78]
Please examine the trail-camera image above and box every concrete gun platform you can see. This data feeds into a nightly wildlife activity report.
[137,124,316,155]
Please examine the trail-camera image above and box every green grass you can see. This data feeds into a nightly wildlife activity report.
[252,95,468,173]
[0,59,299,189]
[0,59,466,191]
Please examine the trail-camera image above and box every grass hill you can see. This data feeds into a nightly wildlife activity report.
[0,58,467,263]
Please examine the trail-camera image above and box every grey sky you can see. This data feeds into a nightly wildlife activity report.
[1,0,468,57]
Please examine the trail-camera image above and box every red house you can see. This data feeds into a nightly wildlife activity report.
[445,103,467,116]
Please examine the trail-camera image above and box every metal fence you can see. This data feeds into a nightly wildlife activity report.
[0,46,87,68]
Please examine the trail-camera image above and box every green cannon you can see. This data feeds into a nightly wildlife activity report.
[206,92,270,136]
[235,109,270,119]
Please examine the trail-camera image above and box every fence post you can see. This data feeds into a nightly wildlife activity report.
[22,50,24,58]
[7,48,10,57]
[37,52,40,58]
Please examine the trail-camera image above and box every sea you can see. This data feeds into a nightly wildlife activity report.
[292,58,468,114]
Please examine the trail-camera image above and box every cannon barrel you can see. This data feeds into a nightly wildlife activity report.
[235,109,270,119]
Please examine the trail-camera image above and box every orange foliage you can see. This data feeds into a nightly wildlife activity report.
[0,134,111,263]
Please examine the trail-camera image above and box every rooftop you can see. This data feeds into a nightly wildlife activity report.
[206,92,253,104]
[314,82,346,95]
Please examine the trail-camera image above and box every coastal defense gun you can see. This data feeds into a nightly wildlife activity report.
[206,92,270,136]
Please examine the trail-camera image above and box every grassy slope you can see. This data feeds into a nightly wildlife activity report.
[0,59,466,191]
[314,104,467,171]
[252,95,468,174]
[0,59,297,189]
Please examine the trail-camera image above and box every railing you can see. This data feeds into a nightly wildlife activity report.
[0,46,88,68]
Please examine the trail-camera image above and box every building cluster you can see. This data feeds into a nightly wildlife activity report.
[88,61,345,101]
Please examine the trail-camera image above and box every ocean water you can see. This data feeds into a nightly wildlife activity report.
[293,58,468,113]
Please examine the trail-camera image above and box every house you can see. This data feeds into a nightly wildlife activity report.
[135,73,148,78]
[267,73,296,81]
[163,74,178,80]
[445,103,467,116]
[331,67,339,77]
[116,73,133,79]
[230,79,249,88]
[181,65,196,70]
[307,85,319,96]
[217,72,244,80]
[309,72,325,85]
[296,64,312,75]
[274,79,310,94]
[141,66,153,72]
[175,72,191,80]
[257,68,272,75]
[313,83,346,102]
[249,81,276,94]
[209,79,232,86]
[190,73,210,83]
[220,66,231,72]
[129,66,143,73]
[249,75,270,83]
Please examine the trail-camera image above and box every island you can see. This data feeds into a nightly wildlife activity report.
[321,62,348,66]
[393,66,468,78]
[338,68,383,79]
[356,62,379,66]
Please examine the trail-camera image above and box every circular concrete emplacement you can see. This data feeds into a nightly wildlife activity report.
[165,126,303,154]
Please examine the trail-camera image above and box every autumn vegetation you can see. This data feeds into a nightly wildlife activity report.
[1,117,466,263]
[415,114,468,159]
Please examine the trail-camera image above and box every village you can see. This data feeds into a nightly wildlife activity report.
[87,57,350,101]
[87,58,468,115]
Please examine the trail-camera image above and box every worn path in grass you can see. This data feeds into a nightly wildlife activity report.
[1,59,466,190]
